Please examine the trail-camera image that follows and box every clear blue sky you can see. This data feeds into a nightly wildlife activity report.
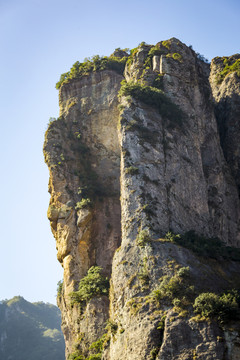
[0,0,239,305]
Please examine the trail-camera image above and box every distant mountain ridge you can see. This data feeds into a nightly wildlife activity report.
[0,296,65,360]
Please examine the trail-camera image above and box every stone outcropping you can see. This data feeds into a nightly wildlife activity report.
[210,54,240,194]
[44,38,240,360]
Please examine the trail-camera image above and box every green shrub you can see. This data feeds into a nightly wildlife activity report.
[138,268,150,287]
[118,81,185,127]
[152,74,164,90]
[165,231,181,243]
[144,46,166,68]
[75,198,91,210]
[177,266,190,278]
[126,47,138,66]
[162,40,171,50]
[68,332,110,360]
[56,55,127,89]
[167,53,182,62]
[193,290,239,323]
[151,267,194,306]
[193,292,221,318]
[86,355,101,360]
[137,229,151,247]
[196,52,209,63]
[68,352,85,360]
[48,117,57,125]
[89,334,107,353]
[56,280,63,298]
[157,315,166,330]
[70,266,109,304]
[216,58,240,83]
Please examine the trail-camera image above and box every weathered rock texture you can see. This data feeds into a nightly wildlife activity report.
[44,38,240,360]
[210,54,240,194]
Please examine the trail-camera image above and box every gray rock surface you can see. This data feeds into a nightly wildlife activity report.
[44,38,240,359]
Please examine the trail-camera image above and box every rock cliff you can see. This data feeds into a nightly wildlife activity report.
[44,38,240,360]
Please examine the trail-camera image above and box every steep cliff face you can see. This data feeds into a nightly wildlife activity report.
[44,39,240,360]
[210,54,240,194]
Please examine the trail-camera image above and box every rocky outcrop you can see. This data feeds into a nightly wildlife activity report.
[210,54,240,194]
[44,70,122,356]
[44,38,240,359]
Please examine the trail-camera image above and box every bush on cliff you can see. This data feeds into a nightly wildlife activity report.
[75,198,91,210]
[70,266,109,304]
[56,280,63,299]
[193,290,239,323]
[216,58,240,84]
[151,266,194,307]
[56,55,127,89]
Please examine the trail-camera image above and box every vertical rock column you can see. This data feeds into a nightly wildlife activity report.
[44,70,123,358]
[106,39,240,360]
[210,55,240,194]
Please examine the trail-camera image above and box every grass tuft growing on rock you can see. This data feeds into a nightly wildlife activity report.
[137,229,151,247]
[75,198,91,210]
[125,166,139,175]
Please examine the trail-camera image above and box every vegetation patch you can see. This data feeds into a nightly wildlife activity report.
[152,74,164,90]
[162,40,171,50]
[0,297,64,360]
[75,198,92,210]
[144,45,166,68]
[56,280,63,299]
[152,232,240,325]
[138,259,150,289]
[125,166,139,175]
[126,47,139,66]
[67,327,112,360]
[137,229,151,247]
[70,266,109,305]
[216,58,240,84]
[193,290,239,324]
[56,55,127,89]
[151,266,194,308]
[166,53,182,62]
[127,297,144,315]
[164,230,240,261]
[118,80,185,127]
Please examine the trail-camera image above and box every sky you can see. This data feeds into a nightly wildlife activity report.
[0,0,239,305]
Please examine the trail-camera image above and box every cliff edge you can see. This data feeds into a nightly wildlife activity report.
[44,38,240,360]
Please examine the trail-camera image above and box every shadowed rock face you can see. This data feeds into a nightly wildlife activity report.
[44,38,240,360]
[210,54,240,195]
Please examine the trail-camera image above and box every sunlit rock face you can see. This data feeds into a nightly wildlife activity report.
[44,39,240,360]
